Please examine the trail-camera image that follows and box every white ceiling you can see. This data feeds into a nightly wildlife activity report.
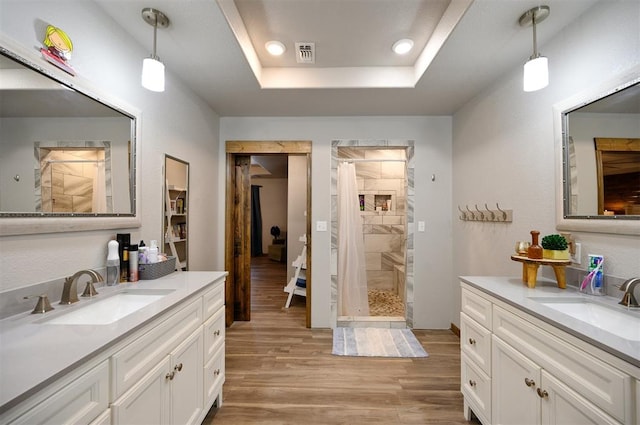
[95,0,599,117]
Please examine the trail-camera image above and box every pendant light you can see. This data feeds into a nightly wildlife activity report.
[141,8,170,92]
[519,5,550,92]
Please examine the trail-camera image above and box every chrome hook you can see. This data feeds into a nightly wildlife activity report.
[466,205,475,220]
[484,203,495,221]
[495,203,507,221]
[457,205,467,220]
[475,204,485,221]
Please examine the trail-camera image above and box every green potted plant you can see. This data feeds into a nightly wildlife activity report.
[541,234,569,260]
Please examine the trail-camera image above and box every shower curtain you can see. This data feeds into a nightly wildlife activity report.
[92,161,107,213]
[337,162,370,316]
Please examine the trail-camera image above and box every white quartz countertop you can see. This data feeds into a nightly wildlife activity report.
[460,276,640,368]
[0,271,227,412]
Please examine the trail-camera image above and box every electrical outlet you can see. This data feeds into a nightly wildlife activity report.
[571,242,582,264]
[316,221,327,232]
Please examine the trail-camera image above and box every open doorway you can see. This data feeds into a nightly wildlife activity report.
[225,141,312,327]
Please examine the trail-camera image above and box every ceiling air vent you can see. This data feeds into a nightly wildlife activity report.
[295,42,315,64]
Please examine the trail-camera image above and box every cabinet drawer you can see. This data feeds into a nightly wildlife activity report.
[203,280,225,320]
[461,353,491,424]
[493,305,631,423]
[461,286,492,329]
[111,297,202,399]
[10,360,109,425]
[203,307,225,364]
[460,312,491,376]
[204,344,225,407]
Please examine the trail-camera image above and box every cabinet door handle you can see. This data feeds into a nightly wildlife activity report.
[165,371,175,381]
[174,363,183,372]
[536,388,548,399]
[468,338,476,345]
[524,378,536,387]
[214,368,221,376]
[214,329,221,336]
[468,380,476,387]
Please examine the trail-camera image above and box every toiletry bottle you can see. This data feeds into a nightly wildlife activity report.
[148,240,159,263]
[120,244,129,282]
[106,240,120,286]
[117,233,130,282]
[138,240,148,265]
[129,244,139,282]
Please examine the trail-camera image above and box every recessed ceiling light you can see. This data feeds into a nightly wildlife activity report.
[265,40,286,56]
[392,39,414,55]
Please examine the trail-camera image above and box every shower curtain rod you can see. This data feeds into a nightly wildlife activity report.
[45,159,105,164]
[338,158,406,163]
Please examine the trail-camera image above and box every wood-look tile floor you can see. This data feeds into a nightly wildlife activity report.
[204,256,475,425]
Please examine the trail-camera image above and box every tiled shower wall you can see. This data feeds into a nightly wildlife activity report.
[354,153,406,295]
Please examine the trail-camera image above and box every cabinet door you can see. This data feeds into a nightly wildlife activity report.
[492,335,540,425]
[170,327,204,425]
[540,370,621,425]
[111,357,171,425]
[10,361,109,425]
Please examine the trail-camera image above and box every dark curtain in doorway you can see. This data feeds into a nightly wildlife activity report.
[251,185,263,257]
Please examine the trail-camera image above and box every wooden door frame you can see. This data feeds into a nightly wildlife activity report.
[225,141,312,327]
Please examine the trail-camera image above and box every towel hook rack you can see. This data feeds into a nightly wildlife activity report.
[457,202,512,223]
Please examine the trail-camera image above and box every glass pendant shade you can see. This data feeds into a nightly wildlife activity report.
[141,57,165,92]
[523,56,548,92]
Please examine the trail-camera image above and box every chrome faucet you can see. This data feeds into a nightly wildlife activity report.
[60,269,103,305]
[619,277,640,308]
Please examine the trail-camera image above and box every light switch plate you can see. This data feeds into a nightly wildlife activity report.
[316,221,327,232]
[418,221,425,232]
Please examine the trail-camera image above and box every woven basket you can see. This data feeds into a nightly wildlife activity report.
[139,256,176,280]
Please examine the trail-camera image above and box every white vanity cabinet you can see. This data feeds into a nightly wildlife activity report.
[111,327,204,425]
[111,280,224,425]
[0,272,226,425]
[460,282,638,425]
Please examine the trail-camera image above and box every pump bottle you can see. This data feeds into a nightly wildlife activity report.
[106,240,120,286]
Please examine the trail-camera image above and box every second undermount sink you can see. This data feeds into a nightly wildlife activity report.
[43,289,175,325]
[529,297,640,341]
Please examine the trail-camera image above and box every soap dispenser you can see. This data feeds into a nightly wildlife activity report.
[106,240,120,286]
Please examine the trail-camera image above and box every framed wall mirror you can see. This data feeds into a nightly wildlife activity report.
[554,65,640,235]
[0,36,140,236]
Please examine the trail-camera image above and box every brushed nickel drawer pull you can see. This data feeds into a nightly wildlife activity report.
[468,380,476,387]
[174,363,183,372]
[468,338,476,345]
[214,329,221,336]
[536,388,548,399]
[214,368,221,376]
[166,371,175,381]
[524,378,535,387]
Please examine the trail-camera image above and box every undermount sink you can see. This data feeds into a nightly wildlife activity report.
[529,297,640,341]
[43,289,175,325]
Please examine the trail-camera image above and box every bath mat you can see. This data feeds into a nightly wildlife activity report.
[332,327,428,358]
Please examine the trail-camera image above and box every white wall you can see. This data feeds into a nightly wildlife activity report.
[451,0,640,326]
[219,117,453,328]
[287,156,308,283]
[253,178,288,254]
[0,1,221,290]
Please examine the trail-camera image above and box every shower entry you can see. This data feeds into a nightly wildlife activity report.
[331,140,415,328]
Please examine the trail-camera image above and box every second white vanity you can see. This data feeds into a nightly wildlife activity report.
[0,271,226,425]
[460,276,640,425]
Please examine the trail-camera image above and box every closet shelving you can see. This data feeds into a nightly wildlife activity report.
[284,235,307,308]
[164,183,188,270]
